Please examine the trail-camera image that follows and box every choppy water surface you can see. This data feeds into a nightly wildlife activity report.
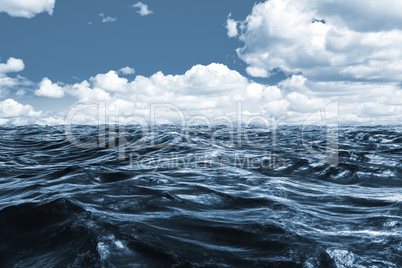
[0,125,401,267]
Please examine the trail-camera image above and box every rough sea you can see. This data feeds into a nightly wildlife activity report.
[0,125,401,267]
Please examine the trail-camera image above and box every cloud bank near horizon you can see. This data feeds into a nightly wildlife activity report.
[1,60,401,126]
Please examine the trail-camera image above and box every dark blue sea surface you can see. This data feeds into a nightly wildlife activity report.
[0,125,401,267]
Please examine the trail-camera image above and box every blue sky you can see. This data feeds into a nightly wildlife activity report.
[1,0,402,125]
[0,0,254,83]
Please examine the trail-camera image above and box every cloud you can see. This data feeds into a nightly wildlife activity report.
[0,98,63,125]
[16,89,25,96]
[65,63,387,125]
[220,0,402,124]
[67,80,111,103]
[0,98,40,118]
[99,13,117,23]
[0,0,56,18]
[0,58,401,125]
[102,17,117,23]
[245,66,269,78]
[0,75,33,95]
[119,67,135,75]
[68,63,249,102]
[35,77,64,98]
[0,98,42,125]
[0,58,33,96]
[90,71,129,92]
[131,2,153,16]
[63,63,262,124]
[0,57,24,74]
[226,15,238,38]
[311,0,402,32]
[233,0,402,83]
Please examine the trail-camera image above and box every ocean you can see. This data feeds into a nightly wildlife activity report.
[0,125,400,267]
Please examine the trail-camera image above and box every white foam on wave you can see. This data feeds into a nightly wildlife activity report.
[176,193,223,206]
[326,248,398,268]
[97,242,110,261]
[384,220,400,228]
[114,240,124,249]
[326,249,362,268]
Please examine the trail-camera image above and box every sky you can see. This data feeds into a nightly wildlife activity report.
[0,0,402,125]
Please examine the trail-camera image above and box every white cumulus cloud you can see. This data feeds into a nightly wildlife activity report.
[16,63,388,125]
[0,0,56,18]
[131,2,153,16]
[0,57,32,96]
[63,63,267,124]
[99,13,117,23]
[0,57,24,74]
[1,59,401,125]
[119,67,135,75]
[226,17,238,38]
[66,63,388,125]
[234,0,402,83]
[0,98,62,125]
[102,16,117,23]
[218,0,402,124]
[90,71,128,93]
[0,98,43,125]
[35,77,64,98]
[0,98,39,118]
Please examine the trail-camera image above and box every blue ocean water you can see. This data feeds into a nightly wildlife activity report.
[0,125,401,267]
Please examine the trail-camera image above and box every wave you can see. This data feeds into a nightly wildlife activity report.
[0,125,401,267]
